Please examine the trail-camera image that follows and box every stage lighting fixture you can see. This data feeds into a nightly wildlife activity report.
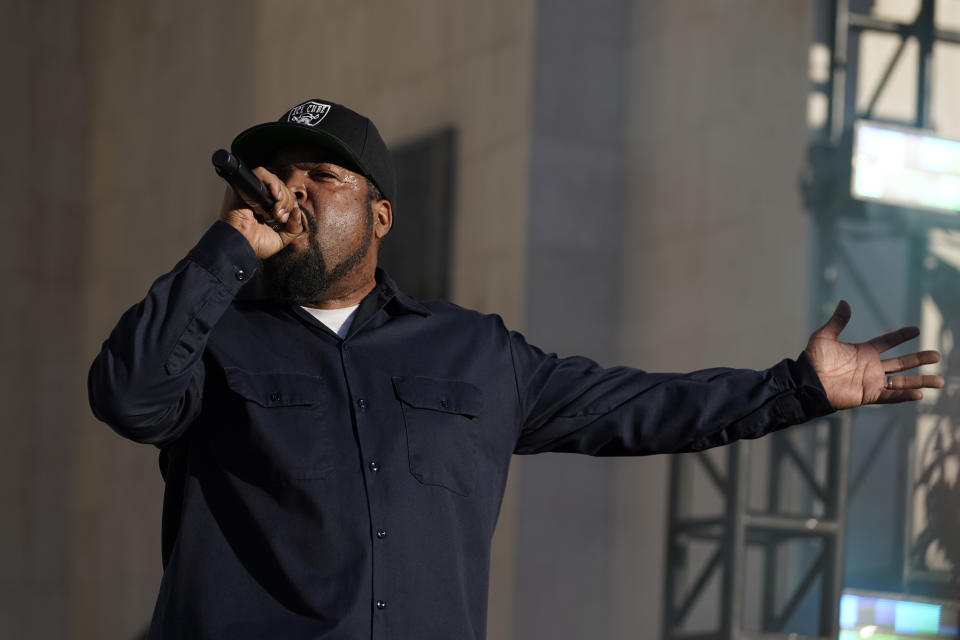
[839,590,960,639]
[852,121,960,215]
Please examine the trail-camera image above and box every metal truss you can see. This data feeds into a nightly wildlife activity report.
[815,0,960,598]
[662,1,960,638]
[662,423,849,640]
[824,0,960,142]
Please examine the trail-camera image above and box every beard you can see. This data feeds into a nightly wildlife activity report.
[261,203,374,305]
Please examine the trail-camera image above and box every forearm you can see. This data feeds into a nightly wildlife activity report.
[511,331,835,455]
[88,221,259,445]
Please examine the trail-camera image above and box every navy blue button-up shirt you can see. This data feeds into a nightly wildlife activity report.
[89,221,833,639]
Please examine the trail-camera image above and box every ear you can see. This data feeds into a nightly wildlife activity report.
[372,199,392,240]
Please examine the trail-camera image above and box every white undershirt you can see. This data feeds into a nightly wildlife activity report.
[301,304,360,339]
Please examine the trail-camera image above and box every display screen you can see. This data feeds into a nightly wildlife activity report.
[839,590,959,639]
[851,121,960,214]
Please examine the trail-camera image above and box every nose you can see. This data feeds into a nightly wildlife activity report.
[284,171,308,202]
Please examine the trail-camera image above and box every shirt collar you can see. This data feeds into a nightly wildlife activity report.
[367,268,431,317]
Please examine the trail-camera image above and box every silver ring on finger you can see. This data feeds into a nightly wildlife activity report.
[886,375,894,390]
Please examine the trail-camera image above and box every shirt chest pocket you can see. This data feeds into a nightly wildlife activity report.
[392,376,482,497]
[223,368,333,481]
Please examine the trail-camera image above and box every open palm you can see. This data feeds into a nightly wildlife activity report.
[804,301,943,410]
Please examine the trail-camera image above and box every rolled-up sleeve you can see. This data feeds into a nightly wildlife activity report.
[88,221,259,446]
[509,330,835,456]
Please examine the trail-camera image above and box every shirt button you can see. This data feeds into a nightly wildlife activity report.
[376,529,387,539]
[235,268,247,281]
[376,600,387,610]
[369,461,380,472]
[269,392,280,402]
[357,398,367,409]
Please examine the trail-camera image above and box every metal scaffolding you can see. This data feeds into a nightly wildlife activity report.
[662,1,960,638]
[662,427,850,640]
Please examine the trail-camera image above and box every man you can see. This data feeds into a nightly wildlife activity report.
[89,98,943,639]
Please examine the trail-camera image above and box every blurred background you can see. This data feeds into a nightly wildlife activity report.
[4,0,960,638]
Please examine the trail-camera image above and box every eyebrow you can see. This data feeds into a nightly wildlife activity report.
[265,161,344,176]
[297,161,346,172]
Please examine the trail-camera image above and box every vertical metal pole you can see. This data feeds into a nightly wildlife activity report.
[814,111,843,636]
[663,456,684,640]
[761,436,785,631]
[819,415,851,637]
[916,0,935,129]
[828,0,851,144]
[722,444,748,640]
[899,229,931,590]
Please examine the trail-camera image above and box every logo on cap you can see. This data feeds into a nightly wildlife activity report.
[287,101,331,127]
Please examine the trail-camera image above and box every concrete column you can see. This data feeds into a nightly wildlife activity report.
[513,1,629,638]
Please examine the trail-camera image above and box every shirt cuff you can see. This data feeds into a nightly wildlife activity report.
[784,351,836,421]
[186,221,260,296]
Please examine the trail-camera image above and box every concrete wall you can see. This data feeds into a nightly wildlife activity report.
[2,2,95,637]
[511,2,816,638]
[75,5,265,637]
[615,3,815,636]
[513,2,629,638]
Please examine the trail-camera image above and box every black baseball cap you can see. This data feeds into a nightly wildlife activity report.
[231,98,396,203]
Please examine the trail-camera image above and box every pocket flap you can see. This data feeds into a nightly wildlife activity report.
[392,376,482,417]
[224,368,325,408]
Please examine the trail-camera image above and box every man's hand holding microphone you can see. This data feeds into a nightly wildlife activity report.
[213,149,304,259]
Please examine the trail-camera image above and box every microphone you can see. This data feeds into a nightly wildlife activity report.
[212,149,281,227]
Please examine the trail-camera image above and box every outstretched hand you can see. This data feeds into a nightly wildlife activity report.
[804,301,944,410]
